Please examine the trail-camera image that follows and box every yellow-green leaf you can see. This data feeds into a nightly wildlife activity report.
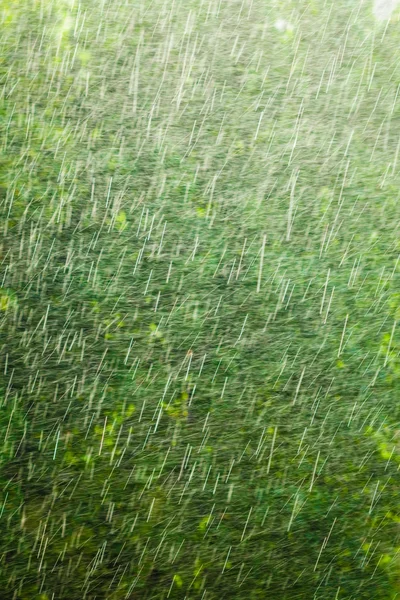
[173,574,183,588]
[198,516,211,532]
[115,211,127,231]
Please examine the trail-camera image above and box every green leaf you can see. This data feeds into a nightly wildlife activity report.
[173,574,183,588]
[115,210,127,231]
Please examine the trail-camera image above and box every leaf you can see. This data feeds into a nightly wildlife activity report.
[64,451,78,465]
[378,443,393,461]
[0,295,10,311]
[115,210,127,231]
[173,574,183,588]
[0,289,16,312]
[78,50,91,66]
[198,516,211,532]
[126,404,136,418]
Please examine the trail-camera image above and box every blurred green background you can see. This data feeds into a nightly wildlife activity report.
[1,0,400,598]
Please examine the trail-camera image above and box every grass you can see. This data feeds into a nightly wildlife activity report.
[1,0,400,598]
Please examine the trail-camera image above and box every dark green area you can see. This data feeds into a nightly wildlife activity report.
[1,0,400,598]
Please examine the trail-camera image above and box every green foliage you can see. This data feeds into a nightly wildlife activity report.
[0,0,400,598]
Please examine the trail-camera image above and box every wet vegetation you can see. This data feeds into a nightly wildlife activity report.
[1,0,400,598]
